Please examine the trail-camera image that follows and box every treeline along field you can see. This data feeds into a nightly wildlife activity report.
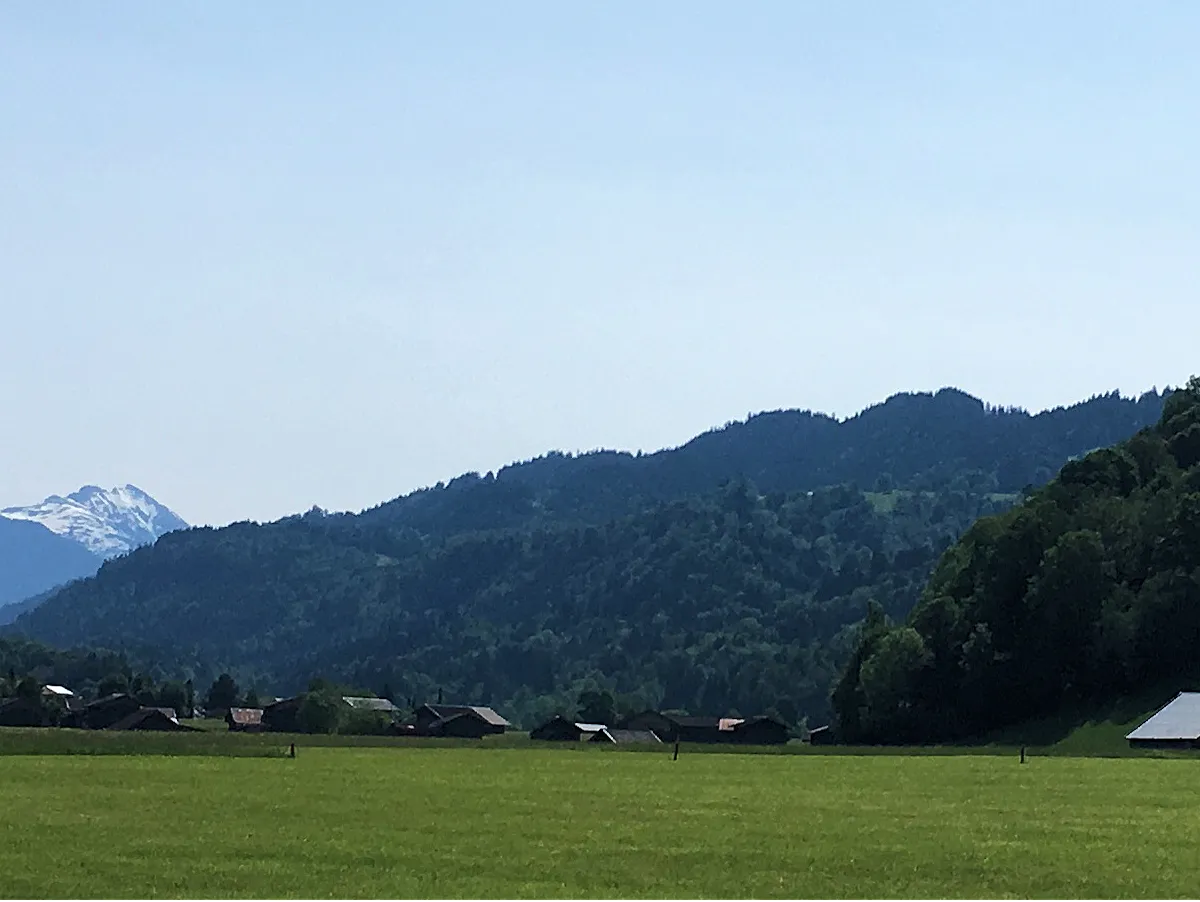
[4,748,1200,898]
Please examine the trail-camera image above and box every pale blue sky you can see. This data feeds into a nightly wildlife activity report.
[2,3,1197,526]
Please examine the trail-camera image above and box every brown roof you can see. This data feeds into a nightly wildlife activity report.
[424,704,510,727]
[228,707,264,726]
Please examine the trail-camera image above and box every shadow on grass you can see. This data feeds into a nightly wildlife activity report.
[973,678,1200,754]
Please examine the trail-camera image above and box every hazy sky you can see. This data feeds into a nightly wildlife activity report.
[3,4,1197,526]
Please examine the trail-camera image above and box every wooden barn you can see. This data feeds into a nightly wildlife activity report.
[412,704,510,738]
[107,707,196,732]
[1126,692,1200,749]
[618,710,679,741]
[530,715,607,742]
[619,711,790,745]
[226,707,265,732]
[0,697,50,727]
[70,694,142,730]
[733,716,791,745]
[262,696,303,733]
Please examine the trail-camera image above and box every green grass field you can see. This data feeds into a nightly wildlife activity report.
[4,747,1200,898]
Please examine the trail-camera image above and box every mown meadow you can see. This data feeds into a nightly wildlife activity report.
[3,744,1200,898]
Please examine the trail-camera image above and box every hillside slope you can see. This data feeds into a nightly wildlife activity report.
[832,377,1200,743]
[0,517,101,607]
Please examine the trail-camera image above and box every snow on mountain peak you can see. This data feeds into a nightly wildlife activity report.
[1,485,188,559]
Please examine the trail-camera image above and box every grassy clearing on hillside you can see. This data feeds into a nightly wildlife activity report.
[3,749,1200,898]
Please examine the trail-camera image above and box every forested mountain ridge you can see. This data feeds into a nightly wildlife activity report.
[832,377,1200,744]
[7,386,1170,728]
[354,388,1167,538]
[12,484,1013,727]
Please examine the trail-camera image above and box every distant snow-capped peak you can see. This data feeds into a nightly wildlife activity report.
[0,484,188,559]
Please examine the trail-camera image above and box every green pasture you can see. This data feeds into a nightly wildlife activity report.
[3,747,1200,898]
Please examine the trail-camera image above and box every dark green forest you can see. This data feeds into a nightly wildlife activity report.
[0,636,130,700]
[6,387,1169,729]
[354,388,1166,538]
[833,378,1200,743]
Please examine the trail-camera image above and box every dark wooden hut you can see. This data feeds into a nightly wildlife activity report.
[262,696,304,733]
[619,711,790,745]
[530,715,607,742]
[412,704,510,737]
[618,710,679,741]
[107,707,196,732]
[72,693,142,730]
[733,716,790,745]
[0,697,50,728]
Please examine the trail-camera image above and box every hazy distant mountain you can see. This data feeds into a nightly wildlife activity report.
[1,484,187,559]
[0,587,56,626]
[0,516,100,607]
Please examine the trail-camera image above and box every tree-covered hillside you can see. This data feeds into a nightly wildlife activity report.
[355,388,1166,538]
[832,378,1200,743]
[12,484,1011,727]
[7,386,1170,728]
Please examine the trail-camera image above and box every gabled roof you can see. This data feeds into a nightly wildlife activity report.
[107,707,182,731]
[264,696,302,711]
[86,693,134,709]
[228,707,264,725]
[1126,692,1200,741]
[343,696,399,713]
[575,722,607,732]
[423,704,510,727]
